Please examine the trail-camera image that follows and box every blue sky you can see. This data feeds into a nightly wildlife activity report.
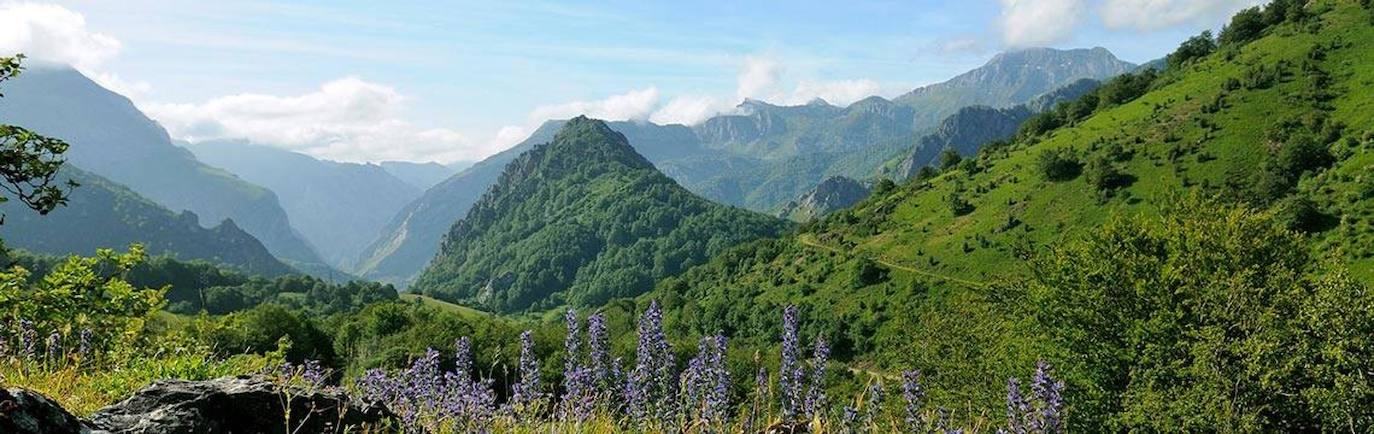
[2,0,1260,163]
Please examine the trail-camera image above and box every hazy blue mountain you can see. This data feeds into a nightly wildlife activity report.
[184,140,422,269]
[0,166,294,276]
[380,161,465,190]
[0,65,327,269]
[410,117,788,312]
[895,47,1135,130]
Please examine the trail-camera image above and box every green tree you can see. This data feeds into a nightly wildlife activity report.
[1220,7,1267,46]
[0,55,76,226]
[938,148,963,171]
[0,246,165,356]
[1036,148,1081,182]
[1167,31,1217,68]
[1023,198,1374,431]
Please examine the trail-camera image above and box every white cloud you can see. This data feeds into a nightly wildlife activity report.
[736,56,783,101]
[144,78,489,163]
[0,3,121,69]
[650,94,724,125]
[1099,0,1262,30]
[527,87,661,122]
[999,0,1087,47]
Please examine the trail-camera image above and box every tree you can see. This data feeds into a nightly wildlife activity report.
[1219,7,1267,46]
[1166,31,1217,69]
[1036,148,1081,182]
[1022,198,1374,430]
[0,55,76,226]
[938,148,963,171]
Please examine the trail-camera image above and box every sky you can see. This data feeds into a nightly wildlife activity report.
[1,0,1263,163]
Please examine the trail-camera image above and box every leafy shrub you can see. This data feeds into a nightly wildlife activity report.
[947,192,974,216]
[1242,62,1284,89]
[1276,132,1334,176]
[1273,196,1331,233]
[1024,198,1374,430]
[1083,155,1134,194]
[1037,149,1081,182]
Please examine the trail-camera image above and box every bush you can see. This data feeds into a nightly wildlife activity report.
[1242,62,1284,89]
[1084,155,1133,194]
[947,192,974,216]
[1277,132,1333,176]
[1037,149,1082,182]
[1273,196,1330,233]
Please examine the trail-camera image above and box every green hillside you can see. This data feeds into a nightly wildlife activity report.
[0,166,295,276]
[410,117,790,313]
[645,0,1374,428]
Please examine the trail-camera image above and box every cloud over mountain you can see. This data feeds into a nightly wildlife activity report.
[144,78,481,163]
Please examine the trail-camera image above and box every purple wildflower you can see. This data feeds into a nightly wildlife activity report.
[1006,377,1029,434]
[19,319,36,359]
[805,337,830,418]
[902,370,925,433]
[842,406,860,434]
[628,301,675,424]
[45,330,61,360]
[865,379,884,428]
[780,305,802,421]
[454,336,473,384]
[512,330,542,410]
[1030,361,1064,434]
[587,312,612,391]
[302,359,325,388]
[707,334,730,426]
[77,329,93,357]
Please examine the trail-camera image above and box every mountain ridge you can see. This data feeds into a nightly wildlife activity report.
[409,116,789,312]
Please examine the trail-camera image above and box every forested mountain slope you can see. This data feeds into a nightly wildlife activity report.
[410,117,789,312]
[0,66,327,270]
[0,166,294,276]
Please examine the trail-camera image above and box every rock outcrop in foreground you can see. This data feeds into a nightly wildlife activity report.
[2,376,394,434]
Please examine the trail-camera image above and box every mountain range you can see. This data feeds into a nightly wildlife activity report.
[0,66,329,273]
[356,47,1135,285]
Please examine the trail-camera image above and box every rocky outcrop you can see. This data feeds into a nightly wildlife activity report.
[777,176,871,221]
[3,376,394,434]
[0,388,90,434]
[88,376,393,434]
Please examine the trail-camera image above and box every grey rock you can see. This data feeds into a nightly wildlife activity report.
[0,388,91,434]
[87,376,393,434]
[777,176,871,221]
